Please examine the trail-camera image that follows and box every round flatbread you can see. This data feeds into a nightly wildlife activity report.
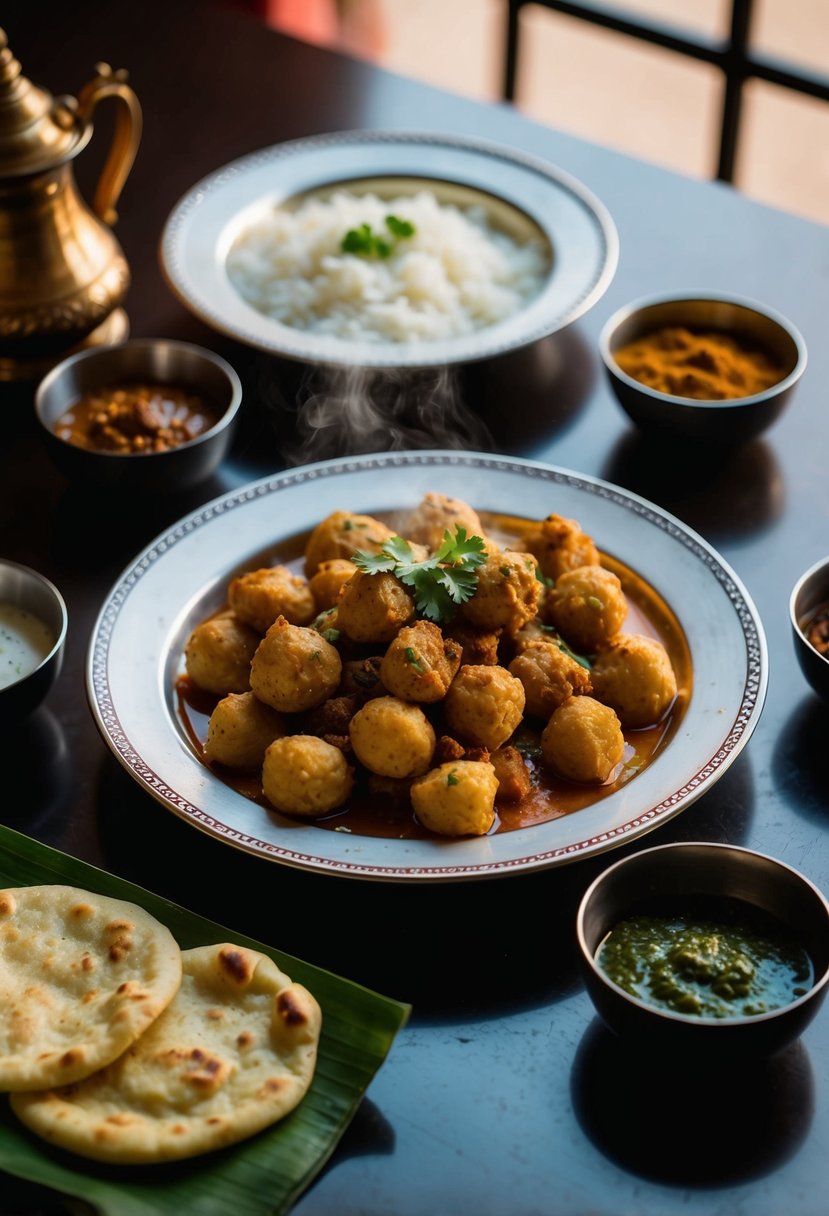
[11,943,322,1164]
[0,885,182,1092]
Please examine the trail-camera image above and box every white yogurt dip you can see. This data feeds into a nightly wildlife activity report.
[0,603,56,689]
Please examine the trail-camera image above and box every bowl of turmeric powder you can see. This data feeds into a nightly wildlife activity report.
[599,292,806,443]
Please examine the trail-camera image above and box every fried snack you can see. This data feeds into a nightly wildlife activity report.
[349,696,435,778]
[11,944,321,1164]
[262,735,354,816]
[0,886,181,1093]
[184,614,260,695]
[443,664,526,751]
[404,492,484,553]
[204,691,285,771]
[543,566,627,653]
[380,620,461,702]
[541,697,625,784]
[411,760,498,836]
[508,639,592,717]
[591,633,678,728]
[250,617,341,712]
[520,512,600,582]
[304,510,394,577]
[228,565,315,632]
[460,549,540,636]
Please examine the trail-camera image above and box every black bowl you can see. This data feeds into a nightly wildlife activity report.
[34,339,242,494]
[0,560,67,729]
[599,292,806,444]
[789,555,829,702]
[577,841,829,1057]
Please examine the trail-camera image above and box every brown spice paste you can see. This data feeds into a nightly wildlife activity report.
[614,326,783,400]
[56,382,218,454]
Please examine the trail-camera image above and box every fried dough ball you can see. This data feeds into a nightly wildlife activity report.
[511,617,552,654]
[444,664,526,751]
[521,512,600,582]
[337,571,415,644]
[411,760,498,837]
[444,621,501,666]
[262,735,353,816]
[204,692,285,770]
[509,639,592,718]
[349,696,436,778]
[460,549,540,637]
[541,697,625,784]
[309,559,357,612]
[250,616,341,712]
[228,565,315,632]
[404,492,484,553]
[544,566,627,653]
[489,745,532,802]
[304,510,395,577]
[184,614,260,695]
[380,621,462,703]
[591,633,678,728]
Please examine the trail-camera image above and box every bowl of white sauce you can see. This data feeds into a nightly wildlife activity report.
[0,561,67,728]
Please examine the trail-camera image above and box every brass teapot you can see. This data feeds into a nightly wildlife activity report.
[0,29,141,381]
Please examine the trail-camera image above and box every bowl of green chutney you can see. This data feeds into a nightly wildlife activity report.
[576,841,829,1057]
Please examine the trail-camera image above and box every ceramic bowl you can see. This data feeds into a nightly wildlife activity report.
[576,841,829,1057]
[0,560,68,728]
[599,292,806,443]
[35,339,242,493]
[789,555,829,701]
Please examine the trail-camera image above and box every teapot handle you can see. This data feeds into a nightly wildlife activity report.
[75,63,142,226]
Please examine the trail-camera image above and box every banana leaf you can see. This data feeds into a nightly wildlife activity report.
[0,823,410,1215]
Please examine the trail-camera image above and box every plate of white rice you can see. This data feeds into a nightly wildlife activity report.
[160,131,618,369]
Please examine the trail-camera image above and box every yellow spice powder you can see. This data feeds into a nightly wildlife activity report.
[614,326,783,400]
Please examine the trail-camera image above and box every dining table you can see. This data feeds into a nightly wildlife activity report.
[3,2,829,1213]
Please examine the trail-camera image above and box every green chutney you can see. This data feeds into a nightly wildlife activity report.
[596,897,813,1018]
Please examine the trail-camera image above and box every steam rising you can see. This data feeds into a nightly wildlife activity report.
[259,363,494,465]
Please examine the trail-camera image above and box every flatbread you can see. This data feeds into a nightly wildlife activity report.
[0,885,182,1092]
[11,943,322,1164]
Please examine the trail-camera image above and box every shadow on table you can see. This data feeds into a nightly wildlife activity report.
[0,708,71,845]
[93,749,754,1023]
[233,326,594,467]
[601,431,784,541]
[771,695,829,826]
[571,1018,814,1186]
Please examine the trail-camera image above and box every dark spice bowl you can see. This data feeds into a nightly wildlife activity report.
[789,555,829,702]
[576,841,829,1058]
[599,292,806,444]
[34,339,243,493]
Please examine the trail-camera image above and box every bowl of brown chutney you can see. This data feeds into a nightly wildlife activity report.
[790,555,829,702]
[34,339,242,493]
[599,292,807,444]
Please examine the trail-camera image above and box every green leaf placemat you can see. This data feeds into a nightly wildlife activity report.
[0,823,410,1215]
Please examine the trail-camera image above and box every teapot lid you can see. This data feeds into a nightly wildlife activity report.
[0,28,85,177]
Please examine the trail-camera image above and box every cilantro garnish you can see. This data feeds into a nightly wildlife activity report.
[446,770,460,787]
[353,526,487,623]
[341,214,416,259]
[405,647,426,674]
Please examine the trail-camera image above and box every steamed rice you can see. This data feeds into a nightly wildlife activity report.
[225,190,549,343]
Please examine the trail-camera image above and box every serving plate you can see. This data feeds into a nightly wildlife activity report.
[88,452,766,882]
[159,130,618,368]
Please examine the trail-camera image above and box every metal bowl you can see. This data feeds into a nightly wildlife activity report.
[34,339,242,493]
[160,130,619,369]
[0,560,67,728]
[599,292,806,443]
[576,841,829,1057]
[789,555,829,701]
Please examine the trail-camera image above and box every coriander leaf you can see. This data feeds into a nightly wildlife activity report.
[386,214,415,239]
[434,565,478,604]
[433,526,486,568]
[353,549,398,575]
[341,223,374,255]
[556,638,592,670]
[446,769,460,787]
[404,646,426,674]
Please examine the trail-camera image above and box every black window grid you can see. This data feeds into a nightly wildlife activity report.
[503,0,829,183]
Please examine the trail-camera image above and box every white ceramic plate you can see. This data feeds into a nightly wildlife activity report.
[88,452,766,882]
[159,130,618,369]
